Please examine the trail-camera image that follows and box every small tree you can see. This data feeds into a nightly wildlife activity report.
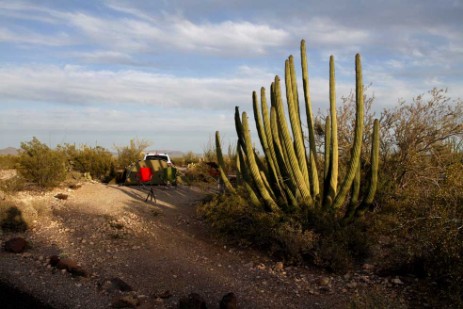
[18,137,66,188]
[380,88,463,191]
[114,138,150,169]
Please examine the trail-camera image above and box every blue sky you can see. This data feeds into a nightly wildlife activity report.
[1,0,462,153]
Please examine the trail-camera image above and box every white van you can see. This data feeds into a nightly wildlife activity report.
[143,152,172,165]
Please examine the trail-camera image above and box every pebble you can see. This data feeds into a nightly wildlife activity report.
[256,263,266,270]
[318,277,331,287]
[391,278,403,285]
[347,281,358,289]
[275,262,284,272]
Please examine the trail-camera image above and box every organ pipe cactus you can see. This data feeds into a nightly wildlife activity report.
[217,40,380,219]
[215,131,236,194]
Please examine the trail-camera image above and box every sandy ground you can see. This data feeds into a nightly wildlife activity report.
[0,181,400,308]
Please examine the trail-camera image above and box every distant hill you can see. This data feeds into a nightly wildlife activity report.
[0,147,19,155]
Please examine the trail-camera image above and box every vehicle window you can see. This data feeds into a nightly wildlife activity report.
[146,155,168,161]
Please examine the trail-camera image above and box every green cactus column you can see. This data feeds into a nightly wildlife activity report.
[215,131,236,194]
[300,40,320,199]
[355,118,380,218]
[285,58,310,186]
[241,111,279,212]
[324,55,339,208]
[274,75,313,207]
[332,54,364,209]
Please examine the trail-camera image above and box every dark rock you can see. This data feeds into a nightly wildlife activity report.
[69,183,82,190]
[4,237,28,253]
[158,290,173,299]
[111,294,140,308]
[49,255,60,267]
[220,292,237,309]
[99,278,133,293]
[54,193,68,200]
[178,293,207,309]
[56,258,88,277]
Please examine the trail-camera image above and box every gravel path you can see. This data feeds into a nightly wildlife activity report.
[0,182,389,308]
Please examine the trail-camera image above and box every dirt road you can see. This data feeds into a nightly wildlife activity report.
[0,182,356,308]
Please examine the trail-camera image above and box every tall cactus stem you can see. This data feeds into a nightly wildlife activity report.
[323,116,333,207]
[261,87,282,180]
[274,75,313,207]
[285,59,310,185]
[241,112,279,212]
[332,54,364,209]
[327,55,339,207]
[237,144,262,207]
[215,131,236,194]
[300,40,320,199]
[354,118,380,218]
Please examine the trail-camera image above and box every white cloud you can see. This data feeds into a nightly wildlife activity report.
[0,28,73,46]
[75,51,135,65]
[0,64,273,109]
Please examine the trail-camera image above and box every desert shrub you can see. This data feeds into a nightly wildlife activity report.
[198,193,318,263]
[202,137,217,162]
[368,89,463,305]
[0,176,26,194]
[58,143,114,181]
[182,162,218,187]
[17,137,66,189]
[303,207,372,273]
[114,138,150,169]
[0,154,18,169]
[172,151,199,167]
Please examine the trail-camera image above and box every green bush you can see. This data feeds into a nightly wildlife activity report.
[0,154,18,169]
[198,193,318,263]
[58,143,114,181]
[114,138,150,169]
[172,151,199,167]
[17,137,66,189]
[0,176,26,194]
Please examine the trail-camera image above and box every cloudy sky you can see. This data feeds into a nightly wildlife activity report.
[1,0,462,153]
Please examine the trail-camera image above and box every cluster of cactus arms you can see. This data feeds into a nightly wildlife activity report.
[216,40,380,220]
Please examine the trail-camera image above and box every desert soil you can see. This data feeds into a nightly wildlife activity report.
[0,180,401,308]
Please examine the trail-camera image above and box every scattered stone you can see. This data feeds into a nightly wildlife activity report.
[99,278,133,293]
[157,290,173,299]
[359,275,370,283]
[178,293,207,309]
[54,193,68,200]
[220,292,237,309]
[274,262,284,272]
[346,281,358,289]
[391,278,404,285]
[49,255,60,267]
[362,263,375,272]
[4,237,28,253]
[318,277,331,287]
[256,263,266,270]
[69,183,82,190]
[55,257,88,277]
[112,294,140,308]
